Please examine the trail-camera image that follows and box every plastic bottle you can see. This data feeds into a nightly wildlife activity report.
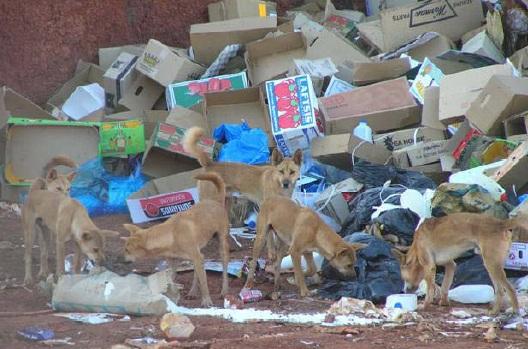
[353,120,373,143]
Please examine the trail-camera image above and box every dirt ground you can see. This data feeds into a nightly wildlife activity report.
[0,206,527,349]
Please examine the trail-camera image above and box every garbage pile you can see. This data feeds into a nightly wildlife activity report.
[1,0,528,313]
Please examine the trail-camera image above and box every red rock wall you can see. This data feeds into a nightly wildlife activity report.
[0,0,302,105]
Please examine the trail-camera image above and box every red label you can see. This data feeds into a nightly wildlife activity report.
[139,192,195,219]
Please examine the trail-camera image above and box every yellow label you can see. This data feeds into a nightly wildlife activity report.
[258,2,267,17]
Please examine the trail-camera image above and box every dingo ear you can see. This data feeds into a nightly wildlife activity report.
[123,224,141,235]
[348,242,368,251]
[292,149,303,166]
[66,171,76,182]
[271,148,284,166]
[99,230,120,238]
[47,169,58,181]
[391,248,407,264]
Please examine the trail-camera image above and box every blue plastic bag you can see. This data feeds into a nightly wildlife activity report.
[71,157,146,216]
[213,122,270,165]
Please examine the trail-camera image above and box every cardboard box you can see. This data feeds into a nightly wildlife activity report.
[409,162,447,184]
[421,86,445,131]
[4,118,99,185]
[208,0,276,22]
[392,140,447,168]
[357,19,384,52]
[409,57,444,104]
[311,133,352,170]
[439,119,474,171]
[105,110,169,139]
[166,72,249,110]
[319,77,420,135]
[438,63,516,125]
[136,39,205,87]
[190,17,277,66]
[340,57,411,86]
[510,46,528,77]
[380,0,484,51]
[265,75,323,156]
[99,44,145,71]
[365,0,416,16]
[203,87,272,144]
[466,76,528,136]
[99,120,145,157]
[103,52,139,110]
[118,74,164,112]
[314,178,363,225]
[348,134,392,164]
[462,31,505,64]
[461,26,486,44]
[142,122,215,178]
[505,242,528,271]
[127,169,202,223]
[374,127,446,151]
[382,32,455,62]
[47,61,105,120]
[245,32,307,85]
[504,111,528,138]
[492,140,528,192]
[166,106,207,130]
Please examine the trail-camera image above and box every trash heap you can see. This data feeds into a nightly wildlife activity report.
[1,0,528,305]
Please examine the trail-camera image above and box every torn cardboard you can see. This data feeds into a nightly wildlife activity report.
[348,134,392,164]
[380,0,484,51]
[438,63,516,125]
[492,140,528,192]
[374,127,446,151]
[204,87,272,144]
[208,0,276,22]
[245,32,307,85]
[340,57,411,86]
[136,39,205,87]
[466,75,528,136]
[311,134,352,170]
[381,32,454,62]
[142,122,215,178]
[392,140,447,168]
[266,75,323,156]
[103,52,139,111]
[314,178,363,226]
[4,118,99,185]
[190,17,277,66]
[421,86,445,130]
[47,61,105,120]
[319,77,420,134]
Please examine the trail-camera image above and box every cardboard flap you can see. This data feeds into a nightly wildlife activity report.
[348,134,392,164]
[1,87,53,126]
[421,86,445,130]
[342,57,411,85]
[119,74,164,111]
[99,44,146,71]
[305,27,370,66]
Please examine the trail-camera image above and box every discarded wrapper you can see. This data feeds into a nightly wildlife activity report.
[239,288,263,303]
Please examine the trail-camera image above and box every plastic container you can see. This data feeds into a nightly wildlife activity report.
[448,284,495,304]
[281,252,324,272]
[62,83,105,120]
[353,120,373,143]
[385,294,418,311]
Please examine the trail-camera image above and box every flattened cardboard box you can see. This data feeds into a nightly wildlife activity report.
[380,0,484,51]
[136,39,205,87]
[208,0,276,21]
[142,122,215,179]
[204,87,272,145]
[245,32,307,85]
[439,63,515,125]
[374,127,446,152]
[392,140,448,168]
[319,77,420,134]
[190,17,277,66]
[466,76,528,136]
[311,134,352,171]
[47,61,105,121]
[5,118,100,186]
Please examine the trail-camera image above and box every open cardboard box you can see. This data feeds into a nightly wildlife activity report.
[103,52,139,111]
[190,17,278,66]
[374,126,446,152]
[141,122,216,179]
[492,140,528,193]
[311,133,352,171]
[339,57,411,86]
[203,87,273,145]
[47,61,105,121]
[245,32,307,85]
[4,118,100,186]
[347,134,392,165]
[319,77,420,134]
[392,140,448,168]
[504,111,528,139]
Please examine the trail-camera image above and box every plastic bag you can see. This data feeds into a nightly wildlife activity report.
[372,208,420,246]
[71,157,146,216]
[213,122,269,165]
[319,233,403,303]
[351,160,436,191]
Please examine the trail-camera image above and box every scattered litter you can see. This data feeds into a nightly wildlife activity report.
[448,285,495,304]
[63,254,94,274]
[160,313,195,339]
[385,294,417,312]
[18,326,54,341]
[439,332,472,338]
[124,337,168,349]
[327,297,385,318]
[450,309,473,319]
[484,326,498,343]
[54,313,130,325]
[0,202,21,216]
[239,288,263,304]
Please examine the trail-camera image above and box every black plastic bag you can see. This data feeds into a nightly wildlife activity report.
[372,208,420,246]
[319,233,403,304]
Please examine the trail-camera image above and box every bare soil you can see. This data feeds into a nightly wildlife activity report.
[0,208,527,349]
